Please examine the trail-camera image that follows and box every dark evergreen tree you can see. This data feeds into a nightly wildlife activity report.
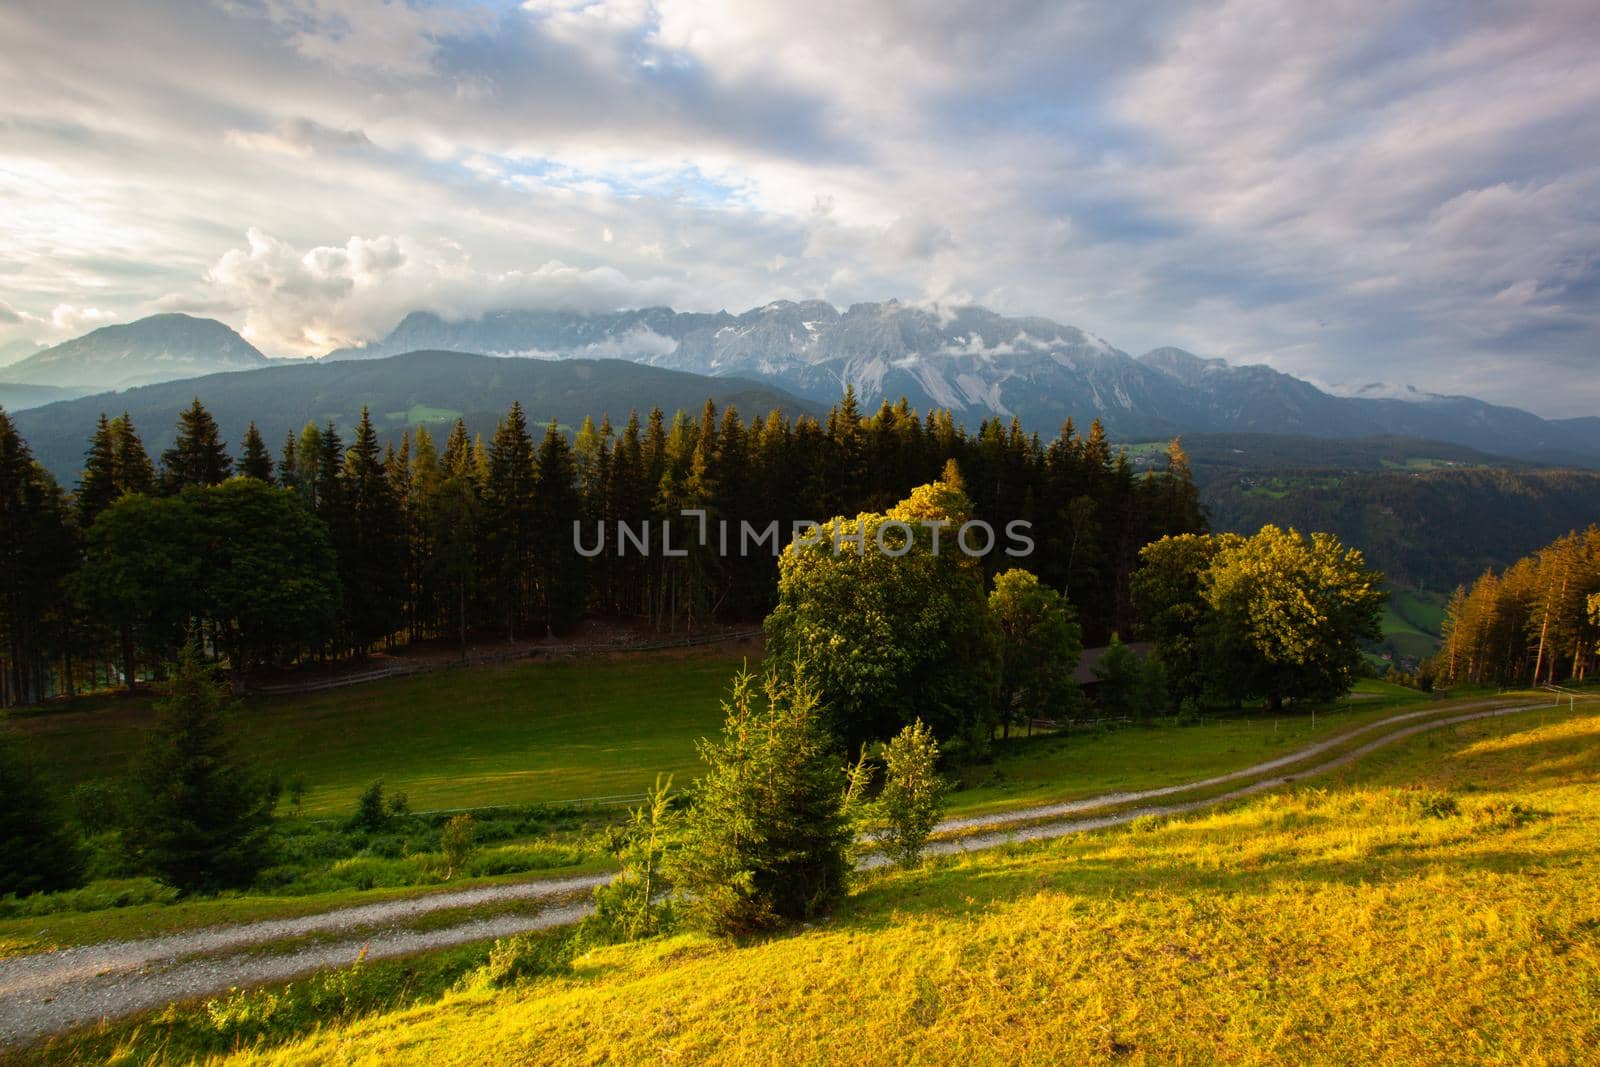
[238,421,275,484]
[126,648,274,894]
[0,736,86,897]
[485,402,537,639]
[111,413,156,497]
[159,398,232,492]
[77,412,120,527]
[532,419,586,634]
[0,409,76,706]
[338,409,406,653]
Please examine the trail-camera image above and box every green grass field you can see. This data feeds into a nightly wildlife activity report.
[11,650,754,816]
[11,654,1426,823]
[42,702,1598,1065]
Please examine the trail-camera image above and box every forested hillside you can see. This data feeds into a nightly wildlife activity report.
[1204,467,1600,590]
[10,351,815,483]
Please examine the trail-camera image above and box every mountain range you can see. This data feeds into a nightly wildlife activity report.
[328,301,1600,462]
[5,301,1599,466]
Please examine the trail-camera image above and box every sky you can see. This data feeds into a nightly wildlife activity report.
[1,0,1597,414]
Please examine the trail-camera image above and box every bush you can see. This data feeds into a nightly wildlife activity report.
[1413,790,1460,819]
[346,781,392,833]
[875,720,946,869]
[0,877,174,919]
[70,780,127,835]
[476,932,575,988]
[440,814,477,880]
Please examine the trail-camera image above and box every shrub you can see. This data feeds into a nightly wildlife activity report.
[581,776,677,947]
[875,720,946,869]
[347,782,392,833]
[70,780,127,835]
[440,814,477,880]
[1413,790,1460,819]
[477,932,575,988]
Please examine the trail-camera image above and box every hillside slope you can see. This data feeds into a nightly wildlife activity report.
[11,350,814,482]
[1204,466,1600,589]
[79,708,1595,1067]
[0,314,269,390]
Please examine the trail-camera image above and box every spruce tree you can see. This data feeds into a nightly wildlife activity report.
[111,413,155,496]
[532,419,586,634]
[277,431,299,491]
[238,421,275,483]
[77,412,120,527]
[126,648,274,894]
[340,408,406,652]
[670,670,852,938]
[0,735,86,896]
[159,398,232,491]
[486,402,537,639]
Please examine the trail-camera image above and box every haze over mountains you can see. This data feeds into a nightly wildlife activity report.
[5,301,1599,468]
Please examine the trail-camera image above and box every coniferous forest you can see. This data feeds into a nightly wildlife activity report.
[0,390,1206,706]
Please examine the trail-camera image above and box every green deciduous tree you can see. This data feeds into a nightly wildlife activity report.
[126,648,274,894]
[989,567,1084,734]
[1092,632,1144,720]
[763,470,1000,754]
[1203,526,1387,710]
[670,670,852,938]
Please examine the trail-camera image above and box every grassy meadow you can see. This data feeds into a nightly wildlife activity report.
[35,702,1600,1065]
[9,647,757,816]
[11,647,1426,821]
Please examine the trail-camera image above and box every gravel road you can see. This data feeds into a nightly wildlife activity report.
[0,696,1561,1047]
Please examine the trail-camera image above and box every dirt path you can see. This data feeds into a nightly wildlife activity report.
[0,696,1565,1047]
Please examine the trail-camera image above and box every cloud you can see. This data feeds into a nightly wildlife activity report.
[0,0,1598,411]
[225,117,372,158]
[197,228,682,354]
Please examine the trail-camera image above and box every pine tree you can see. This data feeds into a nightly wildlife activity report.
[126,648,274,894]
[486,403,537,640]
[77,413,120,527]
[339,408,406,653]
[0,409,76,706]
[670,670,852,937]
[0,735,86,896]
[277,431,299,491]
[238,422,275,484]
[160,398,232,491]
[111,413,156,497]
[532,419,585,634]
